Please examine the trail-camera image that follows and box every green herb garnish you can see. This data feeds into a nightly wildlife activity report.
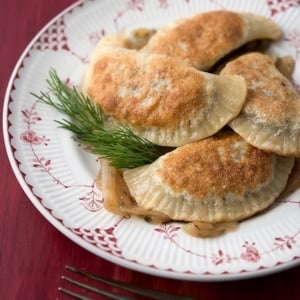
[31,69,162,168]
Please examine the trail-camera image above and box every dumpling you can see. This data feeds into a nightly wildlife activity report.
[220,52,300,156]
[281,158,300,197]
[123,131,294,223]
[142,10,282,70]
[94,28,156,50]
[82,45,247,147]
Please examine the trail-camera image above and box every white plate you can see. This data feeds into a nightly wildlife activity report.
[3,0,300,281]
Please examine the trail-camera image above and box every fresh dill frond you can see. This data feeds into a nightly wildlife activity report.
[31,69,163,168]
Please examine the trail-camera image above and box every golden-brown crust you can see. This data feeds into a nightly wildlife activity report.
[219,52,300,156]
[123,130,294,222]
[86,47,208,129]
[157,131,273,199]
[144,11,244,70]
[143,11,281,70]
[83,43,247,146]
[221,52,300,126]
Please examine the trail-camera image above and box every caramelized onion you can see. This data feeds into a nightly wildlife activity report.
[182,221,238,238]
[97,159,239,236]
[274,55,295,80]
[96,159,170,224]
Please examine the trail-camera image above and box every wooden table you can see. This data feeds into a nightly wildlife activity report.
[1,1,300,299]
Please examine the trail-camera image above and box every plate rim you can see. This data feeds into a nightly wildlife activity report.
[2,0,300,281]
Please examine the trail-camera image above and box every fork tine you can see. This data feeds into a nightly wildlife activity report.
[60,275,136,300]
[64,265,199,300]
[58,286,94,300]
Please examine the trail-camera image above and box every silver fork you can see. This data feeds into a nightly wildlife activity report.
[59,265,200,300]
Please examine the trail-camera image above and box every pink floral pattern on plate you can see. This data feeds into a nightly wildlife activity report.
[4,0,300,279]
[20,102,102,211]
[266,0,300,16]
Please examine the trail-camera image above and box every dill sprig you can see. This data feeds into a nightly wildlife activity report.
[31,69,162,168]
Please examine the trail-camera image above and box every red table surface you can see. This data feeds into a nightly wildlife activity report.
[1,1,300,299]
